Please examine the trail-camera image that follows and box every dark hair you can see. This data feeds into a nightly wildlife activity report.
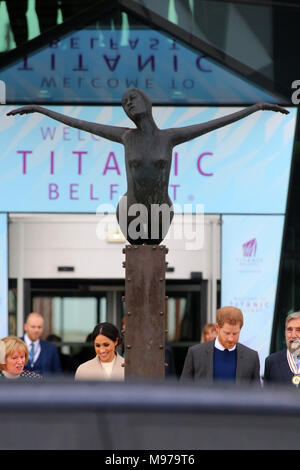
[46,334,61,342]
[91,322,122,346]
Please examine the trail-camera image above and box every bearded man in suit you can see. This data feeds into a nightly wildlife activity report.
[22,312,62,376]
[264,311,300,387]
[180,306,260,385]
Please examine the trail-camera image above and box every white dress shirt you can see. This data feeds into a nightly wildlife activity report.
[214,337,237,352]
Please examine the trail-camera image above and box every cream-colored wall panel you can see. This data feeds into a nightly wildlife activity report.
[20,249,125,278]
[8,213,220,280]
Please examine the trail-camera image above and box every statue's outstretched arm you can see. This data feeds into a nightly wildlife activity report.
[7,105,128,143]
[170,102,289,146]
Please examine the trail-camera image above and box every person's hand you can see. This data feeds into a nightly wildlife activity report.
[258,102,289,114]
[7,105,36,116]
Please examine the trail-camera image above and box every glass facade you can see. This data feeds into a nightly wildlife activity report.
[26,279,204,376]
[1,13,283,103]
[0,0,299,361]
[136,0,274,79]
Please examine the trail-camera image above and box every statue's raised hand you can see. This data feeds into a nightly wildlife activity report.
[258,102,289,115]
[7,105,37,116]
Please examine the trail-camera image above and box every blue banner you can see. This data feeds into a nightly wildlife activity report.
[0,105,296,213]
[221,215,285,376]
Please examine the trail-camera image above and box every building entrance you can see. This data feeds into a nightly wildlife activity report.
[8,212,220,376]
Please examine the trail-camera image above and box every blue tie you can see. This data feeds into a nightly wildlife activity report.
[29,342,35,366]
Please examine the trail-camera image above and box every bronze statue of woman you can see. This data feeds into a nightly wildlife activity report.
[7,89,288,244]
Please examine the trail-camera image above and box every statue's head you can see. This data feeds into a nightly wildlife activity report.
[121,89,153,123]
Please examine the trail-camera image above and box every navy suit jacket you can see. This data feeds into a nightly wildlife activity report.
[22,338,62,375]
[264,349,294,385]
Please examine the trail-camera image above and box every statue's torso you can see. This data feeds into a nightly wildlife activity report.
[123,129,173,207]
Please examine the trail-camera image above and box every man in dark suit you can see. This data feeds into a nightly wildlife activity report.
[180,306,260,385]
[22,312,62,376]
[264,311,300,387]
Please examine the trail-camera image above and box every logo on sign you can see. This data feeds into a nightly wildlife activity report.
[242,238,257,257]
[235,236,262,268]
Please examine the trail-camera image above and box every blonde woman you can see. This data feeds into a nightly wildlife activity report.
[0,336,42,380]
[201,323,217,343]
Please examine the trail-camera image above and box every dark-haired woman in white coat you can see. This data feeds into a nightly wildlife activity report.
[75,322,124,381]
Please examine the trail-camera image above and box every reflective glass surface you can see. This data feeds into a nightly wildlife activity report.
[1,11,284,104]
[0,0,98,53]
[137,0,274,80]
[1,0,299,98]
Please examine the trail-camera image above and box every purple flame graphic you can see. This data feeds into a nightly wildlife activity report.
[242,238,257,257]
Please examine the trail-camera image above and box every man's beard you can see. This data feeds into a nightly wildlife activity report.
[287,338,300,355]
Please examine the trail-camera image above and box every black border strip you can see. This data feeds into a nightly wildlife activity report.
[270,107,300,353]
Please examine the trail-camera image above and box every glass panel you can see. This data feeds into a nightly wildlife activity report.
[99,296,107,323]
[164,288,202,376]
[0,0,98,53]
[1,0,299,100]
[165,291,201,343]
[32,292,107,373]
[32,295,105,341]
[133,0,300,96]
[8,281,17,336]
[1,8,284,103]
[138,0,274,80]
[53,297,98,341]
[166,297,186,342]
